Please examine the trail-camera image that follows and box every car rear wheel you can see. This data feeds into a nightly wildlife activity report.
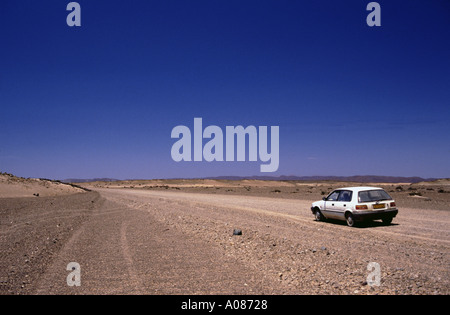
[346,213,355,227]
[382,217,393,225]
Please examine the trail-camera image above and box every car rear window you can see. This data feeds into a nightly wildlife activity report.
[358,190,392,203]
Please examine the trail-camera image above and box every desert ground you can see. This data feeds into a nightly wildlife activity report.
[1,174,449,295]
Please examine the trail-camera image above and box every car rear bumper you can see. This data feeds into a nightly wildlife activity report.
[352,208,398,222]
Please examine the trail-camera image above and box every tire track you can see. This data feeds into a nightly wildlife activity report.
[120,221,144,294]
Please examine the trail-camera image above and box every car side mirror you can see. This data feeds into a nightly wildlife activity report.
[322,197,327,201]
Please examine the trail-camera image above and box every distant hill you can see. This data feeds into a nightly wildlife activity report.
[61,175,439,184]
[62,178,120,183]
[203,175,437,183]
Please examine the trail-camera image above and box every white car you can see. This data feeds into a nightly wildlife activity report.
[311,187,398,227]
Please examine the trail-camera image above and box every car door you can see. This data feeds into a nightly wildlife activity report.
[333,190,353,220]
[323,190,341,219]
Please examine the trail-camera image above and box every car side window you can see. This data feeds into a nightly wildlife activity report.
[338,190,352,202]
[327,191,340,201]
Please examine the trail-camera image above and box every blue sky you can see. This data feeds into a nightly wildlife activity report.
[1,0,449,179]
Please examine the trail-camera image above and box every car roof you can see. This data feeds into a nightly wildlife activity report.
[335,186,383,192]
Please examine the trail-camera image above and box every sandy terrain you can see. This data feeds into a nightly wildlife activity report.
[0,173,85,198]
[1,178,449,295]
[85,178,450,211]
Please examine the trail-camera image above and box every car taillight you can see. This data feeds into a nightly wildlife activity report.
[355,205,368,210]
[390,202,396,207]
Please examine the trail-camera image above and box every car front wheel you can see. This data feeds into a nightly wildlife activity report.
[314,209,324,222]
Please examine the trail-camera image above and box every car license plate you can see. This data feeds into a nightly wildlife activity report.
[373,203,385,209]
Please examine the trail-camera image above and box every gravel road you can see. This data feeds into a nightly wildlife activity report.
[2,188,449,295]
